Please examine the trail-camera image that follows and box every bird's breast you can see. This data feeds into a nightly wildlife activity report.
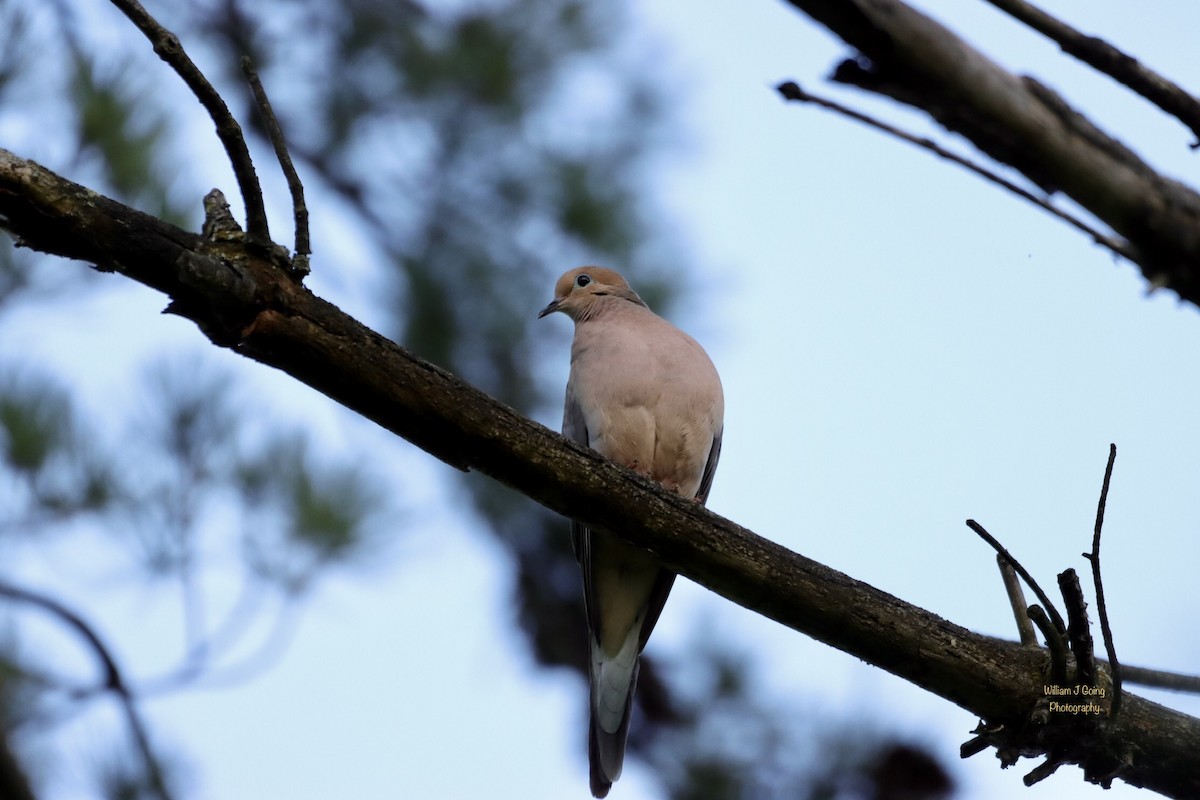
[569,312,722,497]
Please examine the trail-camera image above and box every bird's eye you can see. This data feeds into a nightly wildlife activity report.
[575,274,592,288]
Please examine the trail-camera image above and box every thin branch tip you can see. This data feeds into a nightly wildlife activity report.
[1024,756,1063,786]
[776,80,804,101]
[108,0,268,242]
[241,55,311,278]
[1058,569,1096,686]
[996,554,1037,645]
[966,519,1066,635]
[774,80,1139,264]
[1089,443,1122,721]
[981,0,1200,142]
[1027,604,1068,683]
[959,734,990,759]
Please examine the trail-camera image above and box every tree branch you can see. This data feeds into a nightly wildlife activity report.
[2,148,1198,796]
[995,554,1037,646]
[240,56,310,277]
[1026,603,1067,685]
[1120,665,1200,695]
[782,0,1200,304]
[979,0,1200,146]
[107,0,270,243]
[1085,443,1122,720]
[966,519,1065,635]
[1057,569,1096,688]
[775,80,1141,264]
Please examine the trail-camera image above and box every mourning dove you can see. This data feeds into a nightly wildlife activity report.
[539,266,724,798]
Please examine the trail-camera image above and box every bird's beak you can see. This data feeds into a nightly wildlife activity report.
[537,298,561,319]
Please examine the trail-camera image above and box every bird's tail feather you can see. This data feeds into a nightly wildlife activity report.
[588,632,642,797]
[589,661,638,798]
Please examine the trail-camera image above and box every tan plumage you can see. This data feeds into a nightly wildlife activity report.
[539,266,724,798]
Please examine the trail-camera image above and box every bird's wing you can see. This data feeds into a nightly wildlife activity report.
[563,386,598,632]
[695,428,723,506]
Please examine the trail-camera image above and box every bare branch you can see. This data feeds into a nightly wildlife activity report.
[783,0,1200,302]
[1027,604,1067,684]
[1057,569,1095,687]
[1121,664,1200,694]
[980,0,1200,146]
[1084,444,1122,721]
[996,554,1037,646]
[1024,756,1063,786]
[775,80,1141,264]
[960,728,992,759]
[107,0,269,242]
[966,519,1066,635]
[241,56,310,278]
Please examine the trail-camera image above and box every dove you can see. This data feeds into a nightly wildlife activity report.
[539,266,724,798]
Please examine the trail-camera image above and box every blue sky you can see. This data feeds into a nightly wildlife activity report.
[5,2,1200,799]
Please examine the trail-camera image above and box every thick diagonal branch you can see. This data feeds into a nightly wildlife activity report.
[1,149,1199,797]
[980,0,1200,144]
[783,0,1200,301]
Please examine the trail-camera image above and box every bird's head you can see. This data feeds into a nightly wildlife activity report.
[538,266,647,321]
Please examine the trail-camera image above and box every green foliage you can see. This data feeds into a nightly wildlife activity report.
[0,375,72,475]
[238,435,385,594]
[103,358,389,589]
[400,12,522,107]
[70,57,173,220]
[0,370,114,522]
[0,356,386,798]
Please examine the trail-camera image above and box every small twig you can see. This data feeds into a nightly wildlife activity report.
[1027,604,1067,684]
[996,554,1038,645]
[961,720,1005,760]
[1024,756,1063,786]
[0,581,173,800]
[1057,569,1095,686]
[775,81,1141,263]
[966,519,1066,635]
[1083,443,1122,721]
[959,734,991,759]
[979,0,1200,147]
[107,0,270,242]
[241,56,310,278]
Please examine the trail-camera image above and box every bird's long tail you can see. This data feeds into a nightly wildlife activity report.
[588,629,641,798]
